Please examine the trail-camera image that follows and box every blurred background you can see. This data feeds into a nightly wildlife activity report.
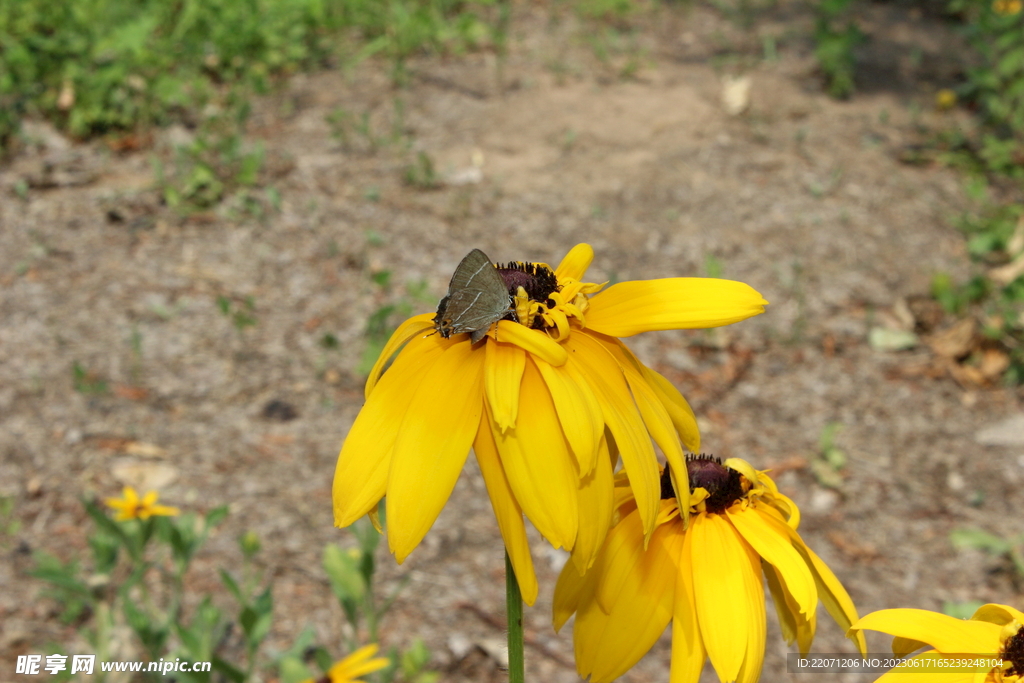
[2,0,1024,680]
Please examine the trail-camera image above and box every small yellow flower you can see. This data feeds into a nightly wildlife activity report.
[994,0,1022,15]
[850,604,1024,682]
[553,456,865,683]
[302,644,389,683]
[333,244,767,604]
[105,487,179,521]
[936,89,957,111]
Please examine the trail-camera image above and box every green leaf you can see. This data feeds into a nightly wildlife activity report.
[219,569,242,602]
[323,544,366,603]
[950,528,1012,554]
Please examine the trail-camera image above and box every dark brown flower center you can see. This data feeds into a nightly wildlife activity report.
[497,262,560,323]
[660,455,745,514]
[1003,624,1024,677]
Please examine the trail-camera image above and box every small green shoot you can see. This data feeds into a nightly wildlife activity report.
[72,362,109,395]
[811,422,846,489]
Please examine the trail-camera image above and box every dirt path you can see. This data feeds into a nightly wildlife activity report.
[2,3,1022,681]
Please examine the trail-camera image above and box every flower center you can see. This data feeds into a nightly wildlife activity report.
[662,455,745,514]
[496,260,600,341]
[1003,623,1024,678]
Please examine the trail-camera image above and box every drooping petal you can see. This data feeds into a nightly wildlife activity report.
[535,356,603,476]
[365,313,436,399]
[484,340,526,432]
[756,503,867,654]
[491,360,579,550]
[387,340,485,562]
[334,334,452,527]
[642,366,700,452]
[671,523,706,683]
[735,538,767,683]
[586,278,768,337]
[849,609,1001,655]
[728,505,817,618]
[570,435,615,575]
[763,561,817,655]
[555,243,594,281]
[553,558,588,633]
[690,513,763,683]
[495,319,567,366]
[473,412,538,605]
[574,508,680,683]
[568,332,660,540]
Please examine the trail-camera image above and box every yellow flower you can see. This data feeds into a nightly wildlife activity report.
[553,456,865,683]
[850,604,1024,682]
[333,244,767,604]
[994,0,1022,16]
[105,487,180,521]
[936,89,957,111]
[302,644,389,683]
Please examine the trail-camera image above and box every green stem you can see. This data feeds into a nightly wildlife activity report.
[505,550,524,683]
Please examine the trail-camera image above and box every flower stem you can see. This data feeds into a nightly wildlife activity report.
[505,549,525,683]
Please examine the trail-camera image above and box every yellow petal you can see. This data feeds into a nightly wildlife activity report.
[387,340,484,562]
[574,508,680,683]
[642,365,700,453]
[496,319,567,366]
[850,609,1001,655]
[570,435,615,575]
[728,506,816,617]
[586,278,768,337]
[764,562,799,646]
[972,603,1024,627]
[757,504,867,654]
[892,636,931,658]
[736,534,767,683]
[568,332,660,540]
[553,550,589,633]
[535,356,603,476]
[671,529,706,683]
[365,312,436,399]
[473,413,538,606]
[329,643,390,680]
[491,361,579,550]
[484,340,526,432]
[592,338,691,523]
[334,334,450,528]
[555,243,594,281]
[690,513,763,683]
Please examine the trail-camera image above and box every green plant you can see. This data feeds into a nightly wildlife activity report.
[810,422,846,489]
[949,0,1024,176]
[951,527,1024,583]
[813,0,863,99]
[358,277,433,375]
[217,295,258,332]
[72,362,109,395]
[402,151,440,189]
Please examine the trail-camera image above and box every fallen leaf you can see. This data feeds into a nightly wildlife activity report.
[979,348,1011,381]
[927,318,976,359]
[868,327,919,351]
[111,460,178,490]
[113,384,149,401]
[721,75,752,116]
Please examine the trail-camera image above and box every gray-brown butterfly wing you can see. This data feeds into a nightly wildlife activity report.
[434,249,511,343]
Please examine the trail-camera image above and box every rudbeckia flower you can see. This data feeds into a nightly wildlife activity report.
[553,456,866,683]
[333,244,767,604]
[850,604,1024,682]
[301,644,389,683]
[105,487,180,521]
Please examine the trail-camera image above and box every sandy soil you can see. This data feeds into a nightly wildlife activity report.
[2,2,1023,682]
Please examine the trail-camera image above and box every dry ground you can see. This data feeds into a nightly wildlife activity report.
[2,2,1024,682]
